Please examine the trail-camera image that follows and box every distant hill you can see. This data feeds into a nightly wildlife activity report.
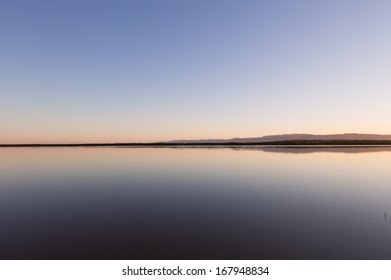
[3,133,391,147]
[167,133,391,143]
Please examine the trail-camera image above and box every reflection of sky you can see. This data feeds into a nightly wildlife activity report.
[1,147,391,259]
[1,1,391,143]
[2,147,391,208]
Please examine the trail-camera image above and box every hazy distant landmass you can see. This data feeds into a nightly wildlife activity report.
[167,133,391,143]
[2,133,391,147]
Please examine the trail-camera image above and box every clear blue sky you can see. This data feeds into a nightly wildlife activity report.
[1,0,391,143]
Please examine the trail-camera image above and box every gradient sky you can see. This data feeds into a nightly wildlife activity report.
[1,0,391,143]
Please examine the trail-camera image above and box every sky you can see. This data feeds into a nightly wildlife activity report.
[1,0,391,143]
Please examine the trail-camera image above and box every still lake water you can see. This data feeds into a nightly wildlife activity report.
[1,146,391,259]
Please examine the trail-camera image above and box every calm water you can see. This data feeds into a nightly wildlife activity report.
[1,146,391,259]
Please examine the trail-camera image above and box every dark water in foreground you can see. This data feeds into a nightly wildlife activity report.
[1,146,391,260]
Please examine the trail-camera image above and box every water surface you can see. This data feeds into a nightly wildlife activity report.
[1,146,391,259]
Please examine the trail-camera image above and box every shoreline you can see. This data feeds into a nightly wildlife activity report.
[3,140,391,147]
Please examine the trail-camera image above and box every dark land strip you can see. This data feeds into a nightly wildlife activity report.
[3,140,391,147]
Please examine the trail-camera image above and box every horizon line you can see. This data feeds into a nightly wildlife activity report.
[3,139,391,147]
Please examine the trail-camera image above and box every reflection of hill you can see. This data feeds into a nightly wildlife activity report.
[137,145,391,154]
[249,146,391,154]
[117,145,391,154]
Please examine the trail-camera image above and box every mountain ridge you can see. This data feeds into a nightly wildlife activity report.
[167,133,391,143]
